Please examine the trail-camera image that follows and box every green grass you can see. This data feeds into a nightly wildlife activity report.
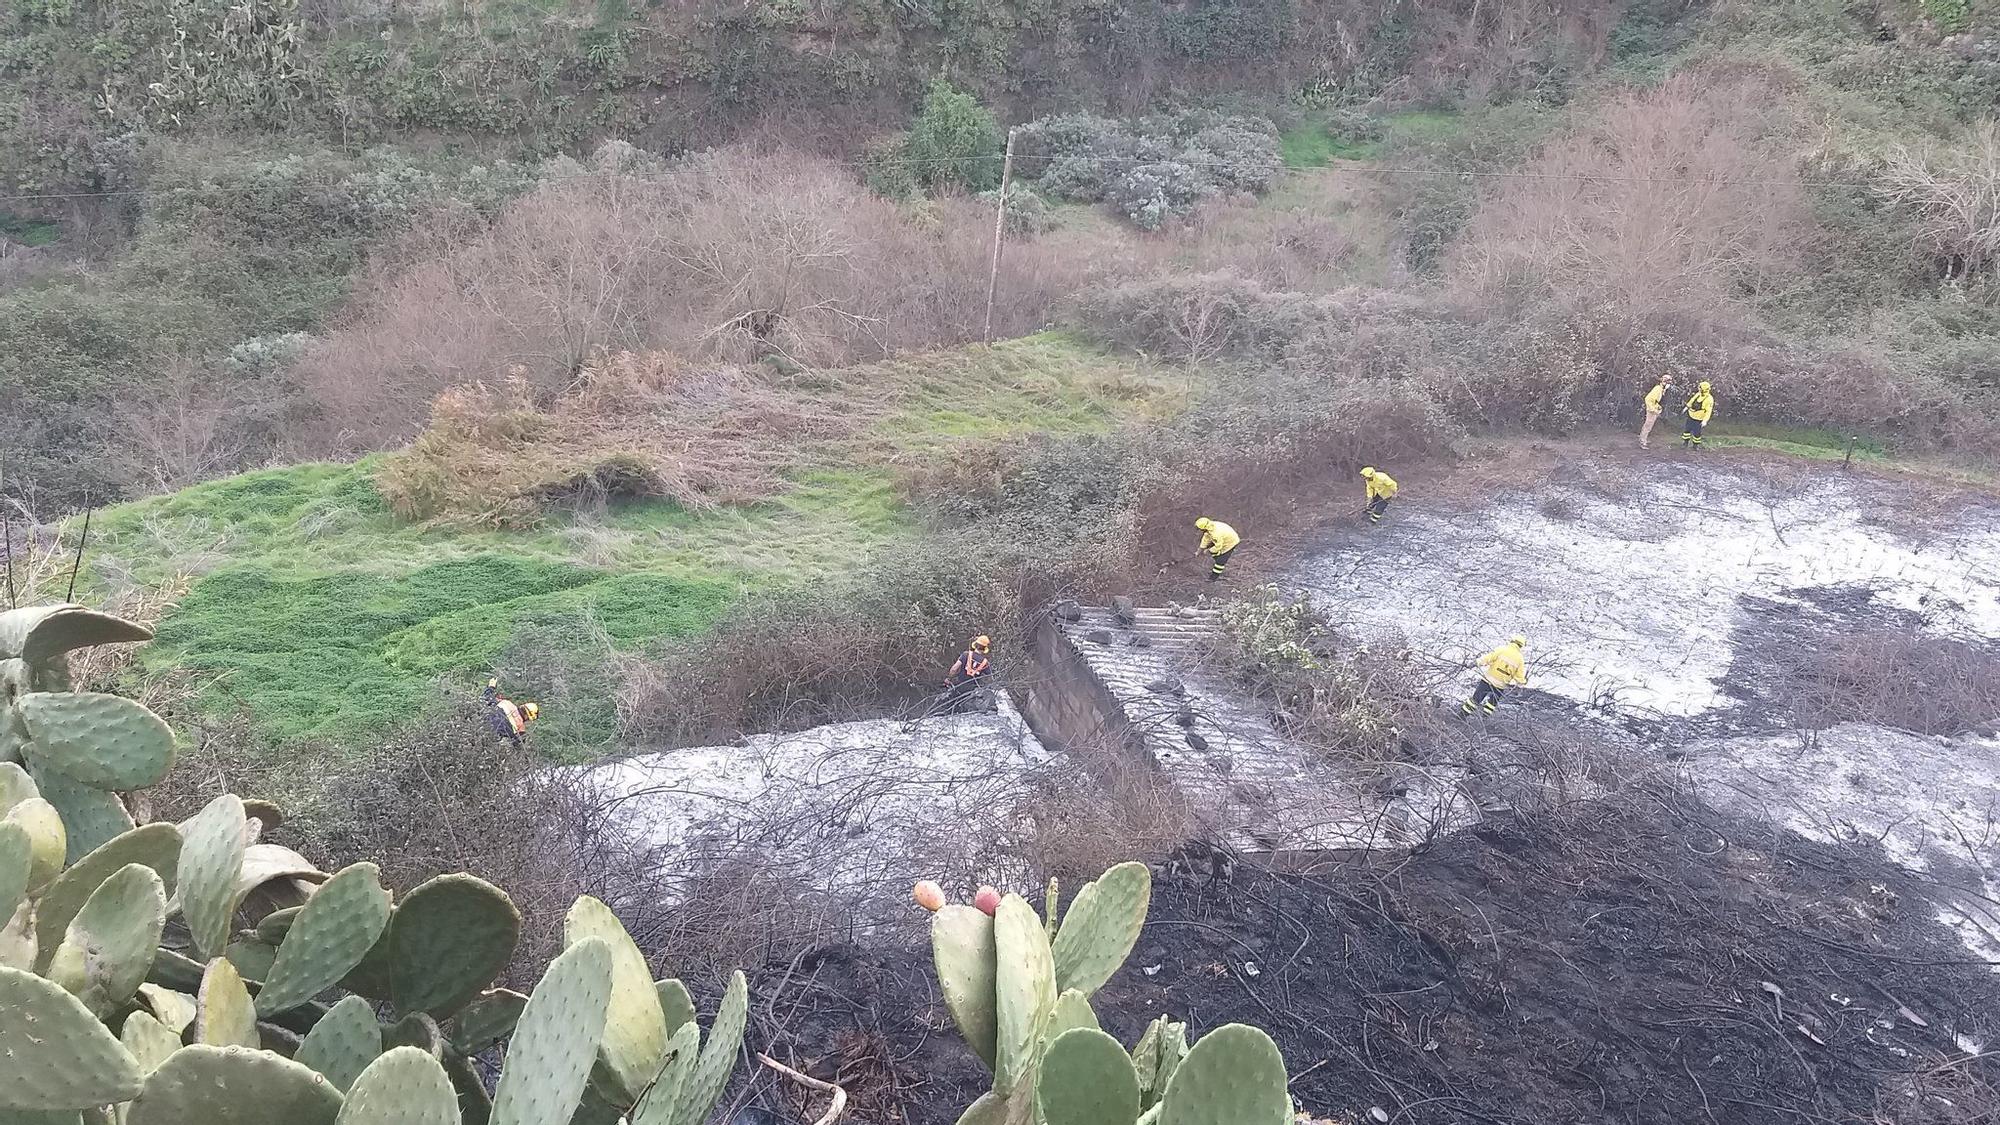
[0,211,62,247]
[87,335,1189,756]
[1280,109,1468,170]
[1704,422,1890,463]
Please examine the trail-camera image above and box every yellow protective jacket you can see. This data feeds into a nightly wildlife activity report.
[1365,472,1399,501]
[1199,521,1241,555]
[496,698,527,735]
[1476,642,1528,689]
[1685,389,1715,422]
[1643,383,1668,412]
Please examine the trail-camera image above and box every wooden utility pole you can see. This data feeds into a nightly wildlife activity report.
[982,127,1019,345]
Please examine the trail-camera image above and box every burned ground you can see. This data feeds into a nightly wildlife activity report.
[1720,585,2000,740]
[742,789,2000,1125]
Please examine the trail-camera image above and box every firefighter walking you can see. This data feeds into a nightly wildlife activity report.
[1461,636,1528,716]
[1682,381,1715,450]
[1360,467,1398,525]
[1194,517,1240,582]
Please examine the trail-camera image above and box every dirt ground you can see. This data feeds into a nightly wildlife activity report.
[731,789,2000,1125]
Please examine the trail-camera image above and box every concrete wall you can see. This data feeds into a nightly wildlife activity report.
[1016,608,1149,770]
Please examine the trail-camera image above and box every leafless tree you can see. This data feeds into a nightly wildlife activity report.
[1879,119,2000,279]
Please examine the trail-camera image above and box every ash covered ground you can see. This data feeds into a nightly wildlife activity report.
[623,449,2000,1124]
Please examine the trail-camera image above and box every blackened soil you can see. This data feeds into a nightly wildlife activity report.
[738,792,2000,1125]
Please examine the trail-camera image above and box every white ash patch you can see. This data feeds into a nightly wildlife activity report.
[1289,459,2000,717]
[580,698,1050,927]
[1688,724,2000,966]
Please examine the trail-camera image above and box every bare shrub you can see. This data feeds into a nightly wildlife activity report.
[1878,119,2000,278]
[149,698,592,982]
[375,353,831,527]
[1789,626,2000,736]
[1019,752,1196,877]
[103,358,271,493]
[293,148,1122,454]
[1453,70,1810,319]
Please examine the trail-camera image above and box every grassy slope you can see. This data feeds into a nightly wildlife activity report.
[90,335,1191,756]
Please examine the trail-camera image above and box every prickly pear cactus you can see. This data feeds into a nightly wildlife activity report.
[0,606,166,848]
[925,863,1299,1125]
[0,604,749,1125]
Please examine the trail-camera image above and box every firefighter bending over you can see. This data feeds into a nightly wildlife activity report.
[483,677,540,748]
[1461,636,1528,717]
[1194,517,1240,582]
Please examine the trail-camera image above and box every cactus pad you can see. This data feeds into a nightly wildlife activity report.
[386,1012,444,1057]
[992,895,1056,1096]
[1051,863,1150,997]
[196,958,260,1048]
[178,795,247,960]
[386,873,520,1020]
[25,763,135,863]
[672,968,746,1125]
[448,989,529,1056]
[0,604,153,665]
[0,820,31,922]
[1036,1028,1140,1125]
[122,1011,184,1075]
[137,984,198,1033]
[654,979,696,1040]
[563,896,667,1106]
[5,795,65,893]
[0,965,145,1109]
[0,760,37,810]
[257,862,392,1016]
[953,1090,1019,1125]
[337,1047,458,1125]
[243,933,293,979]
[488,936,614,1125]
[296,995,384,1092]
[1157,1025,1288,1125]
[47,861,167,1017]
[17,691,175,791]
[442,1050,492,1125]
[628,1020,699,1125]
[33,822,181,973]
[126,1043,344,1125]
[1045,989,1100,1040]
[256,906,303,944]
[932,904,998,1072]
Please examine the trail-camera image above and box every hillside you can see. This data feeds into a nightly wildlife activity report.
[78,335,1191,756]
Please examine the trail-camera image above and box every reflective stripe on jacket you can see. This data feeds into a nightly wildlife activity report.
[1476,643,1528,689]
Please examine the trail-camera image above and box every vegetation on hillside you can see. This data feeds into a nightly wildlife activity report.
[4,0,1998,788]
[69,337,1186,755]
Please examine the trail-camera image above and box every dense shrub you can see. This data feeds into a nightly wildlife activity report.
[902,80,1004,193]
[1068,269,2000,455]
[1452,72,1809,318]
[1020,110,1282,229]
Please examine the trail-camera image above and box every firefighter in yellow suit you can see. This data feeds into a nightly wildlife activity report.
[1682,381,1716,450]
[1360,467,1398,525]
[1639,375,1674,449]
[483,678,540,748]
[1461,636,1528,716]
[1194,517,1240,582]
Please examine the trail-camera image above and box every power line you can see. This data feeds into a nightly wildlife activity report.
[0,148,1868,205]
